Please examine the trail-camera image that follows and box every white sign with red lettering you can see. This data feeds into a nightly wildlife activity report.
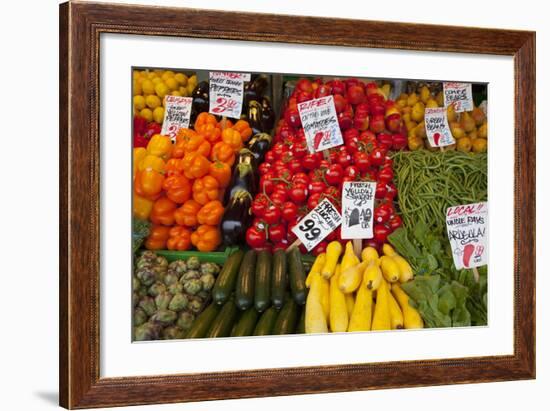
[425,107,455,147]
[292,199,342,251]
[446,201,488,270]
[161,96,193,141]
[298,96,343,153]
[341,181,376,239]
[443,82,474,113]
[209,72,251,119]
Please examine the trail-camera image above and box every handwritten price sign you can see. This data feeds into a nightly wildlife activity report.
[298,96,343,153]
[292,199,342,251]
[341,181,376,239]
[443,82,474,113]
[209,72,251,119]
[446,201,488,270]
[424,107,455,147]
[161,96,193,141]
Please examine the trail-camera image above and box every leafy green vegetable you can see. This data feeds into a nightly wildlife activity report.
[132,218,151,254]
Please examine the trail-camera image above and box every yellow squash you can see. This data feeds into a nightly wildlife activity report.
[371,280,391,331]
[379,255,400,283]
[391,283,424,329]
[363,262,383,290]
[305,253,326,288]
[341,241,360,272]
[392,255,414,283]
[345,293,355,317]
[320,275,330,322]
[348,280,373,332]
[321,241,343,279]
[339,261,368,293]
[382,243,397,257]
[329,265,349,332]
[388,289,404,329]
[305,273,328,334]
[361,246,379,265]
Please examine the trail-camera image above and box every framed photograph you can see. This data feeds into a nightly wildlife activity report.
[59,1,535,409]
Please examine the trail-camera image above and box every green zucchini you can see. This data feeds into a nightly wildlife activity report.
[205,299,239,338]
[272,298,299,335]
[185,303,221,339]
[271,250,287,309]
[253,306,278,336]
[254,250,272,312]
[235,250,257,310]
[212,250,244,305]
[287,247,307,305]
[295,306,305,334]
[230,307,259,337]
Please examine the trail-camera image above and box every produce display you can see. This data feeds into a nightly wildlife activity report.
[131,68,489,341]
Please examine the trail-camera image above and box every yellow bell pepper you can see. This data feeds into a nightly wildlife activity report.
[133,148,147,178]
[133,193,154,220]
[138,154,165,173]
[146,134,173,160]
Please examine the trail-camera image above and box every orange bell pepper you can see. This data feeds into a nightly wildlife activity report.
[138,154,165,173]
[166,226,192,251]
[181,151,211,179]
[164,158,184,176]
[150,196,177,226]
[233,120,253,141]
[145,224,170,250]
[162,174,191,204]
[135,169,164,199]
[222,128,243,151]
[209,160,231,188]
[133,147,147,178]
[192,175,220,205]
[146,134,173,160]
[197,122,222,144]
[210,142,235,166]
[174,199,201,227]
[194,112,218,129]
[197,200,224,226]
[191,224,222,252]
[133,193,154,220]
[175,128,199,144]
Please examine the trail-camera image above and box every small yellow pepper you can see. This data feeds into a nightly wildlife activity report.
[146,134,173,160]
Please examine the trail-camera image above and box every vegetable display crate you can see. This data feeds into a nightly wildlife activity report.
[155,246,239,264]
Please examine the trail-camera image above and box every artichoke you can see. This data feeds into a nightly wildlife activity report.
[155,291,173,311]
[134,307,148,326]
[176,311,195,330]
[186,256,200,270]
[197,290,210,301]
[132,292,140,308]
[154,256,169,271]
[187,296,203,314]
[150,309,177,326]
[138,296,157,316]
[167,282,184,295]
[169,293,189,311]
[132,276,141,292]
[148,281,167,297]
[200,273,215,291]
[183,278,202,295]
[134,322,162,341]
[200,262,220,276]
[162,326,186,340]
[180,270,200,282]
[163,273,179,286]
[136,266,157,286]
[138,286,148,297]
[168,260,187,278]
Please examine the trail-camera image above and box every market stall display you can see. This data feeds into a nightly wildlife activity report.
[131,69,488,341]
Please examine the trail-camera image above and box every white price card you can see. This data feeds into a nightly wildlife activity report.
[209,72,251,119]
[298,96,344,153]
[446,201,488,270]
[425,107,455,147]
[341,181,376,239]
[161,96,193,141]
[292,199,342,251]
[443,82,474,113]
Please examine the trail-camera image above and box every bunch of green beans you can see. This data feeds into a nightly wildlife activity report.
[392,150,488,233]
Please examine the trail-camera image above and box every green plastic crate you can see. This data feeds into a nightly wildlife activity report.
[155,247,239,264]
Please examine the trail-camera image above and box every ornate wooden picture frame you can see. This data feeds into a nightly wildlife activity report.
[59,2,535,408]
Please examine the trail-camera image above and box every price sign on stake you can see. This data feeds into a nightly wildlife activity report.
[298,96,343,153]
[161,96,193,141]
[291,199,342,251]
[341,181,376,239]
[446,201,488,270]
[425,107,455,147]
[443,82,474,113]
[209,72,251,119]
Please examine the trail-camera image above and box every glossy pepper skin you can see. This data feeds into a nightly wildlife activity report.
[232,120,253,141]
[145,224,170,250]
[133,193,154,220]
[133,148,147,178]
[194,113,221,143]
[134,169,164,200]
[222,128,243,151]
[190,224,222,252]
[197,200,224,226]
[146,134,173,160]
[209,160,231,188]
[164,158,184,176]
[181,152,211,179]
[150,196,177,226]
[138,154,165,173]
[192,175,220,205]
[174,199,201,227]
[210,142,235,166]
[162,175,191,204]
[166,226,192,251]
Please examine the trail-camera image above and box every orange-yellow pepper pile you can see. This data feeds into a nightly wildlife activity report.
[133,113,252,252]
